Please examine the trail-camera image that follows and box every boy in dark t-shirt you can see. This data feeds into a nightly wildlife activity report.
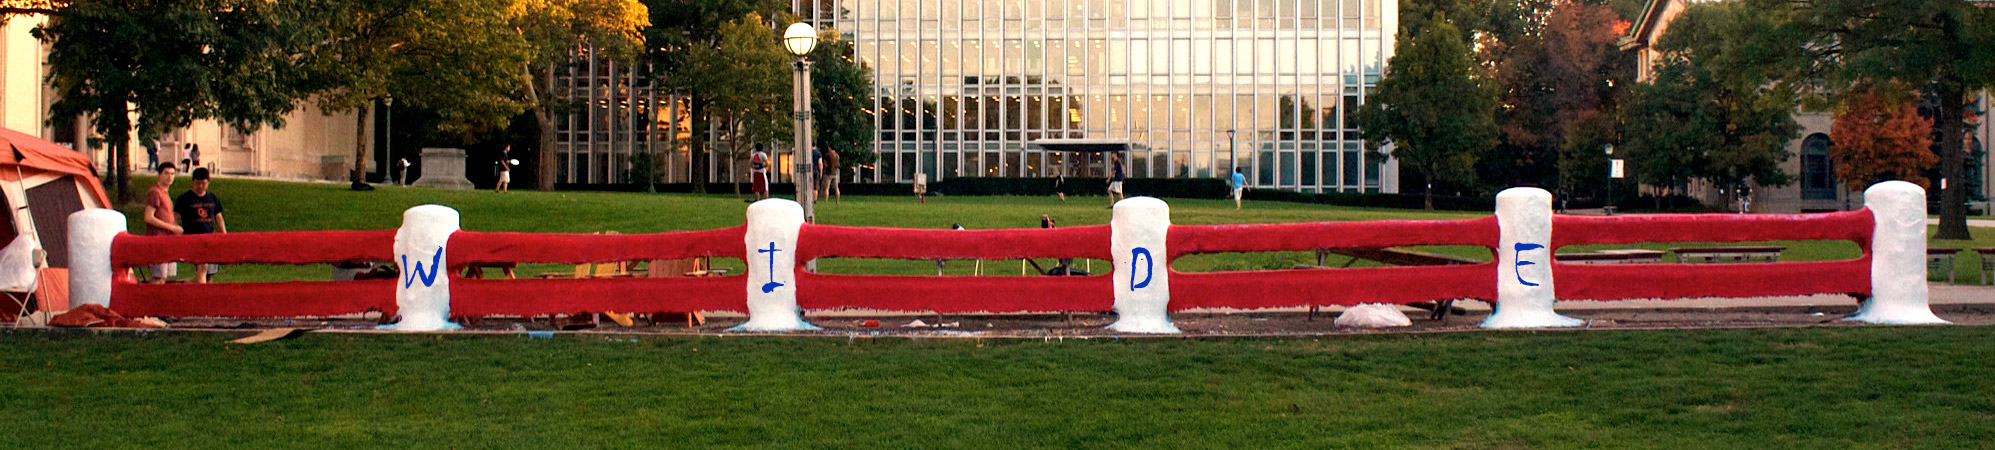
[174,168,228,283]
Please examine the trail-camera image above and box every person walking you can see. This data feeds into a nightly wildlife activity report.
[1053,172,1067,202]
[174,168,228,283]
[1230,167,1247,209]
[1105,152,1126,207]
[495,146,515,192]
[913,171,928,203]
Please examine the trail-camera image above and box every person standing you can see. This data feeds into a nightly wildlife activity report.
[145,141,159,170]
[188,144,201,171]
[142,163,182,283]
[1230,167,1247,209]
[913,171,928,203]
[174,168,228,283]
[1105,152,1126,207]
[750,147,771,200]
[820,147,842,203]
[495,146,514,192]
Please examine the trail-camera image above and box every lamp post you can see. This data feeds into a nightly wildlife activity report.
[1604,144,1617,216]
[384,96,394,185]
[1226,129,1236,176]
[784,22,820,224]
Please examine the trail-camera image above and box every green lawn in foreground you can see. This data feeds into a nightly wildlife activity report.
[119,176,1995,283]
[4,327,1992,448]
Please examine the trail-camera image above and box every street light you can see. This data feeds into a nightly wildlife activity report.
[783,22,819,225]
[384,96,395,185]
[1604,144,1617,216]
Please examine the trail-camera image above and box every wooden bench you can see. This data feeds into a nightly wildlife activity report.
[1315,248,1478,321]
[1673,246,1783,264]
[1555,249,1665,265]
[1979,248,1995,286]
[1928,248,1960,283]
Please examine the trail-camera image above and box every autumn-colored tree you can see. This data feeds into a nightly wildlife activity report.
[1829,86,1936,191]
[1483,0,1629,199]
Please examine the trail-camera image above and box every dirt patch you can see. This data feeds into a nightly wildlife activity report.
[150,302,1995,337]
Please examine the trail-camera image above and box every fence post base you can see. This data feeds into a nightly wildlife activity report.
[1847,181,1948,325]
[1108,197,1177,334]
[730,199,820,332]
[1483,187,1583,329]
[67,209,128,309]
[380,205,462,331]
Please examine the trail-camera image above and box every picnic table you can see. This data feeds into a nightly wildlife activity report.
[1979,248,1995,285]
[1928,248,1960,283]
[1554,249,1665,265]
[1672,246,1783,264]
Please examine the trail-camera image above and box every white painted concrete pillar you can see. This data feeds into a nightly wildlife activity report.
[730,199,819,332]
[67,209,127,309]
[1847,181,1949,324]
[1108,197,1177,333]
[1482,187,1584,329]
[380,205,462,331]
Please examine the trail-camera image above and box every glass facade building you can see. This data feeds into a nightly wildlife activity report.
[800,0,1399,192]
[552,45,695,185]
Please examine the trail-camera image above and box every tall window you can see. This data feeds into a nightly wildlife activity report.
[1801,133,1836,200]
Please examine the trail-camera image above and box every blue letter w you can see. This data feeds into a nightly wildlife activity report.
[402,248,443,289]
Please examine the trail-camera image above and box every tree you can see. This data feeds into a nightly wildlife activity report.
[1617,77,1709,204]
[1767,0,1995,239]
[1830,85,1937,191]
[514,0,650,191]
[291,0,533,188]
[1616,3,1802,211]
[1357,15,1500,210]
[644,0,788,192]
[1483,0,1629,201]
[34,0,314,202]
[688,14,790,196]
[808,30,877,172]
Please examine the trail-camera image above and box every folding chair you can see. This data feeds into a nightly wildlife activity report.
[1,237,46,327]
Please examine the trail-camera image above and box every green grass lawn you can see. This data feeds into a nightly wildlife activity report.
[119,177,1995,284]
[5,327,1993,448]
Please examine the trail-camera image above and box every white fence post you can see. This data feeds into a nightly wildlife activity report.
[67,209,127,309]
[1108,197,1177,333]
[1848,181,1949,324]
[731,199,818,332]
[1482,187,1584,329]
[380,205,462,331]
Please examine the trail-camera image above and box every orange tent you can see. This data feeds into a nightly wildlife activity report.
[0,127,110,319]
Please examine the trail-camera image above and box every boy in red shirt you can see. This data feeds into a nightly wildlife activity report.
[142,163,182,283]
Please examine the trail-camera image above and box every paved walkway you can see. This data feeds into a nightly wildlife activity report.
[1929,218,1995,228]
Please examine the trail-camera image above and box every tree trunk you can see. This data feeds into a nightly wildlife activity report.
[689,99,710,194]
[530,64,558,191]
[108,103,133,204]
[351,104,370,188]
[1934,83,1971,240]
[1421,170,1434,210]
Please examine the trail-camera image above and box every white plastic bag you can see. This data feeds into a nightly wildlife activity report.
[1333,303,1412,328]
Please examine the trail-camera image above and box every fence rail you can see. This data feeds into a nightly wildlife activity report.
[65,182,1947,332]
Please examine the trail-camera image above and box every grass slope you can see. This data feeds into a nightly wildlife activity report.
[4,327,1993,448]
